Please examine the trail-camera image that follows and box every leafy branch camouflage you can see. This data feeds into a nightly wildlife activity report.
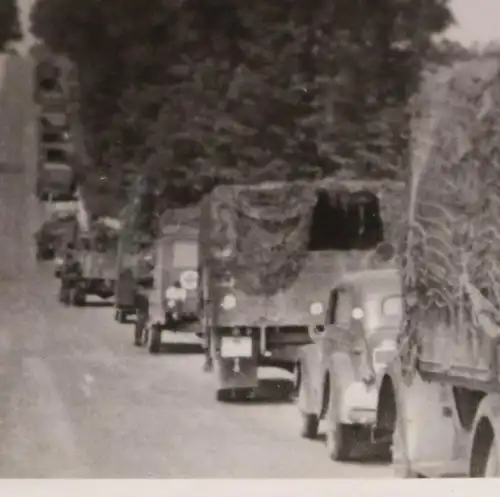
[403,56,500,375]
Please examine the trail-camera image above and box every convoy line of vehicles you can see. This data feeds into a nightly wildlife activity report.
[37,55,500,477]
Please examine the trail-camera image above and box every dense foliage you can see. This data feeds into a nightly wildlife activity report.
[0,0,22,51]
[31,0,454,220]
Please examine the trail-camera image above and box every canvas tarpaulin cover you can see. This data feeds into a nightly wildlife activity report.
[404,57,500,375]
[202,179,406,297]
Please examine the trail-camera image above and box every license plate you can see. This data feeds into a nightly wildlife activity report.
[220,336,253,358]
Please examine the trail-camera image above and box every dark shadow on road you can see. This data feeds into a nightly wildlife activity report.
[157,342,204,355]
[312,433,391,467]
[222,378,296,405]
[82,301,114,308]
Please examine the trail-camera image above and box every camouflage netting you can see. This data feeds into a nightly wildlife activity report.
[404,57,500,371]
[203,179,406,297]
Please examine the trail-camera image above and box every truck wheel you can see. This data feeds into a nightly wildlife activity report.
[149,325,161,354]
[59,285,69,305]
[325,422,354,461]
[484,435,499,477]
[301,413,319,439]
[115,309,126,323]
[470,418,500,477]
[134,322,144,346]
[71,288,85,307]
[292,363,301,401]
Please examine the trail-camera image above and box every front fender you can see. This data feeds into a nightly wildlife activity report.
[339,381,378,425]
[326,351,371,425]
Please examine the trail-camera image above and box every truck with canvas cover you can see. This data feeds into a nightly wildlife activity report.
[144,205,201,354]
[375,57,500,478]
[200,178,405,402]
[60,218,119,306]
[37,154,76,202]
[35,211,77,261]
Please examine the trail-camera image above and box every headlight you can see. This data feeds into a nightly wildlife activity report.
[352,307,365,320]
[179,270,198,290]
[221,294,237,310]
[309,302,324,316]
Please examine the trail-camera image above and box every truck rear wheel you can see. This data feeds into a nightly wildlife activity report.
[300,413,319,439]
[134,322,147,347]
[470,417,500,477]
[485,436,499,477]
[115,308,127,323]
[149,325,161,354]
[325,422,354,461]
[71,288,85,307]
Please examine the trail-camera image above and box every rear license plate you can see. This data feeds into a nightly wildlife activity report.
[221,336,252,358]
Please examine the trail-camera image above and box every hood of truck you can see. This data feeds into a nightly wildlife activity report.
[217,249,397,327]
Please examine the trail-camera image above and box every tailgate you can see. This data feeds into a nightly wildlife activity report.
[81,252,116,280]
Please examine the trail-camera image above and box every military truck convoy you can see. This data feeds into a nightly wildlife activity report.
[35,52,500,476]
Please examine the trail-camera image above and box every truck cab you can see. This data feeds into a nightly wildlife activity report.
[296,268,402,461]
[143,206,201,354]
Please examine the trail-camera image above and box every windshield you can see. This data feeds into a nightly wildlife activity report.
[172,241,198,268]
[363,293,403,332]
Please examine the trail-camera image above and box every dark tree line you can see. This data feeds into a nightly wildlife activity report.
[31,0,454,221]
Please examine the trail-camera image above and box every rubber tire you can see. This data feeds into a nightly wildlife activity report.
[59,285,69,305]
[301,413,320,439]
[134,322,148,347]
[484,433,500,477]
[326,423,354,462]
[149,325,161,354]
[71,289,85,307]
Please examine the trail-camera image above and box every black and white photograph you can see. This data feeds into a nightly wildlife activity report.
[1,0,500,488]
